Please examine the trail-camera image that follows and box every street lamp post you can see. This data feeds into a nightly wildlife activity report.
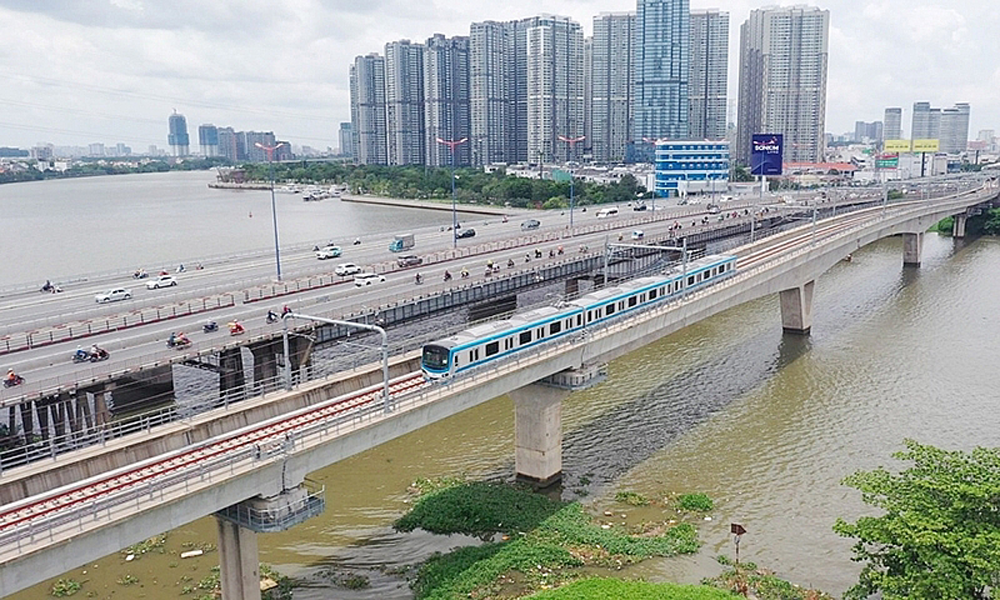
[642,137,659,212]
[255,141,287,281]
[558,135,585,229]
[436,137,468,249]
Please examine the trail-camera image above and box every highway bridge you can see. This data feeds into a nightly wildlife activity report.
[0,177,995,598]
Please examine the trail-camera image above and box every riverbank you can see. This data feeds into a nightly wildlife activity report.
[341,193,531,216]
[207,181,272,190]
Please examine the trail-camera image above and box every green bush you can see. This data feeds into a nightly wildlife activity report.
[529,578,738,599]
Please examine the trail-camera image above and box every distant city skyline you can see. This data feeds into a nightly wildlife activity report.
[1,1,997,151]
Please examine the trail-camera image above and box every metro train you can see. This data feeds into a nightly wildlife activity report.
[421,253,738,379]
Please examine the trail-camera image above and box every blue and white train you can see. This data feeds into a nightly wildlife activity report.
[421,253,738,379]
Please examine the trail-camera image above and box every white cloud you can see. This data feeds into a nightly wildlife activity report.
[0,0,998,149]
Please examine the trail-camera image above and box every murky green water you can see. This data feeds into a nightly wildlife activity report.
[16,233,1000,599]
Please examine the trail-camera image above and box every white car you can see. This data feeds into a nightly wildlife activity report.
[631,230,644,240]
[146,275,177,289]
[315,245,342,260]
[354,272,386,287]
[335,263,363,277]
[95,288,132,303]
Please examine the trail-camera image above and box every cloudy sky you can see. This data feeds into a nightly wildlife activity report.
[1,0,998,152]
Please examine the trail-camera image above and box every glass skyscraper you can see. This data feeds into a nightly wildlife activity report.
[168,111,190,157]
[634,0,690,150]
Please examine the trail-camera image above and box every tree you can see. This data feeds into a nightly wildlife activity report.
[833,439,1000,600]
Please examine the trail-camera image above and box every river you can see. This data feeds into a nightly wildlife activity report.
[0,171,454,286]
[5,174,1000,599]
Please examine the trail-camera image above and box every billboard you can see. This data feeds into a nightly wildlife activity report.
[884,139,911,153]
[912,139,940,153]
[875,154,899,169]
[750,134,783,176]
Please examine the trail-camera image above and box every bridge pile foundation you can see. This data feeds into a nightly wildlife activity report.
[779,281,815,335]
[510,384,567,487]
[903,232,923,266]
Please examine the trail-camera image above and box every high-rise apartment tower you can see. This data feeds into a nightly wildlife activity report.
[591,12,635,162]
[688,9,728,140]
[736,5,829,165]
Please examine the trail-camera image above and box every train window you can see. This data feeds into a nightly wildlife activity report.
[688,275,694,286]
[485,341,499,357]
[550,321,562,335]
[649,288,658,300]
[537,327,545,339]
[520,331,532,345]
[606,304,616,316]
[628,296,637,307]
[472,349,480,361]
[576,314,582,326]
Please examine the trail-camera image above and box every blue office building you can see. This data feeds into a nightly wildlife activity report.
[168,111,190,157]
[654,140,729,196]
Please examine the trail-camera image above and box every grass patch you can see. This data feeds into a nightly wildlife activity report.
[614,491,650,506]
[702,557,833,600]
[121,533,168,559]
[396,480,702,599]
[528,578,738,599]
[50,578,84,597]
[677,493,714,512]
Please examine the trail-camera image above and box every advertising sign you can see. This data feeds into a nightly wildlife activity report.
[884,139,911,153]
[750,134,783,176]
[912,139,940,153]
[876,154,899,169]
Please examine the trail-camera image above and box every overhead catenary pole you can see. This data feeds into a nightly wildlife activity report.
[282,313,391,412]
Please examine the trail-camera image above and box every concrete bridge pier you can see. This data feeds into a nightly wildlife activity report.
[287,336,314,384]
[510,384,567,487]
[215,481,325,600]
[779,281,815,335]
[219,348,247,402]
[250,340,281,392]
[952,214,967,238]
[565,277,580,297]
[903,232,923,266]
[216,518,260,600]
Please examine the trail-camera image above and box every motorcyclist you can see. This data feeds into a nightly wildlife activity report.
[266,310,279,323]
[90,344,102,359]
[461,267,469,279]
[415,272,422,284]
[282,305,292,316]
[507,259,515,268]
[6,369,18,385]
[353,238,362,245]
[443,270,452,281]
[168,332,177,347]
[177,332,190,344]
[534,249,542,259]
[549,249,555,258]
[228,321,244,334]
[75,345,88,361]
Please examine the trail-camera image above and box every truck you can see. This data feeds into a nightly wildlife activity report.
[389,233,415,253]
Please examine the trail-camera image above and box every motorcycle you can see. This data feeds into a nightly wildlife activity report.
[266,312,280,324]
[414,273,422,285]
[132,270,148,279]
[73,348,108,363]
[443,271,452,282]
[228,322,245,336]
[73,349,91,363]
[203,321,218,333]
[3,375,25,388]
[167,336,191,349]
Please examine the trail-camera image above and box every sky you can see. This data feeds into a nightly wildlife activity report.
[1,0,998,152]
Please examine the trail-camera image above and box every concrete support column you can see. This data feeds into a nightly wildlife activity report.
[219,348,247,400]
[250,341,280,390]
[216,517,261,600]
[952,214,967,238]
[903,232,923,266]
[288,337,314,382]
[35,401,50,441]
[779,280,815,335]
[564,277,579,297]
[509,384,568,487]
[93,391,111,428]
[19,401,34,440]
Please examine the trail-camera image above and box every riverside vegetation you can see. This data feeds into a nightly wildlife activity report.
[392,478,836,599]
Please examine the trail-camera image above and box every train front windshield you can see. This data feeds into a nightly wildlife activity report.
[422,345,450,371]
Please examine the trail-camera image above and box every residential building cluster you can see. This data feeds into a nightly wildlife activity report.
[347,2,831,173]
